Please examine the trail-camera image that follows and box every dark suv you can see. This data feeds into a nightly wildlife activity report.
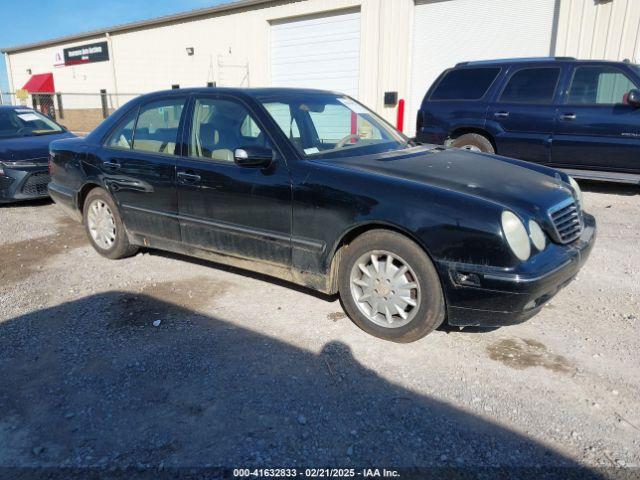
[415,57,640,184]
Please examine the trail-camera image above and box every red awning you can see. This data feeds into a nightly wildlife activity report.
[22,73,55,93]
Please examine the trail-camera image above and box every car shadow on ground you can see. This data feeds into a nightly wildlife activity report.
[578,180,639,196]
[0,198,53,208]
[0,292,605,479]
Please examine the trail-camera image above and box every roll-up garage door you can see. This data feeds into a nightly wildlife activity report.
[271,10,361,98]
[408,0,558,135]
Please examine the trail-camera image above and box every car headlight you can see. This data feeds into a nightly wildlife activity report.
[568,176,583,208]
[501,211,531,261]
[528,220,546,251]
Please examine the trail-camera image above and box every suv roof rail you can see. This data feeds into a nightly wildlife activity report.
[456,56,576,67]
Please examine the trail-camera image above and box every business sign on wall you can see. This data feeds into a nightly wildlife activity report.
[63,41,109,66]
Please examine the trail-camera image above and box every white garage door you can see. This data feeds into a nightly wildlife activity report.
[271,10,361,98]
[408,0,558,135]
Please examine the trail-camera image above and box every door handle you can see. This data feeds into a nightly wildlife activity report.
[560,113,577,121]
[494,111,510,118]
[177,171,201,183]
[102,160,121,170]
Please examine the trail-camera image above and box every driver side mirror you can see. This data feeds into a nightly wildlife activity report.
[627,89,640,108]
[234,146,273,168]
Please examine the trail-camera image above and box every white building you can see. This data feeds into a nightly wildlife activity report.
[3,0,640,134]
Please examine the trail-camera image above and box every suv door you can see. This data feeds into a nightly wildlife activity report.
[175,94,292,266]
[100,96,187,242]
[551,64,640,174]
[486,66,562,164]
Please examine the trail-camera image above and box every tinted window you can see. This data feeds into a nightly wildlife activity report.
[499,68,560,104]
[189,98,268,162]
[132,98,185,155]
[106,109,137,149]
[567,66,639,105]
[430,68,500,101]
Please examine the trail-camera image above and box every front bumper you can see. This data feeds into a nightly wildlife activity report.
[439,213,596,327]
[0,164,50,203]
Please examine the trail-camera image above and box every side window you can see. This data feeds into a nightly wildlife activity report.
[106,109,137,150]
[132,98,186,155]
[567,66,638,105]
[189,97,265,162]
[499,68,560,104]
[430,68,501,101]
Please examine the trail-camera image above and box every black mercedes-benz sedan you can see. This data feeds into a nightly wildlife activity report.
[0,106,74,203]
[48,88,595,342]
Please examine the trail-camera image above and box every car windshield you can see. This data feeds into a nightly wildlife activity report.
[0,108,64,139]
[257,93,409,159]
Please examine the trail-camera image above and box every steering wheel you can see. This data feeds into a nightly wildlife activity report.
[335,134,361,149]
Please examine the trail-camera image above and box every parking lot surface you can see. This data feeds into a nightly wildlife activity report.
[0,183,639,473]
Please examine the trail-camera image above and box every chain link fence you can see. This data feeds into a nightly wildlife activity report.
[0,90,141,134]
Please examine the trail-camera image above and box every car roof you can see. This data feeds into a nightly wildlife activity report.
[0,105,33,110]
[455,57,637,68]
[135,87,345,101]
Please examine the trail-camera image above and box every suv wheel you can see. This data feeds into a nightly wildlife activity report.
[338,230,445,343]
[450,133,494,153]
[83,188,138,259]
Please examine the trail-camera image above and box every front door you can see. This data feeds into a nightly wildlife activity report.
[175,95,292,266]
[486,66,562,164]
[551,64,640,174]
[100,96,187,242]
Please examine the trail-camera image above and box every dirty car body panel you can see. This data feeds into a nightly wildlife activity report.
[49,88,596,327]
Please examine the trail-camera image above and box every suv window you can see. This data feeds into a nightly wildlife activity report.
[500,67,560,104]
[189,97,268,162]
[567,66,639,105]
[430,68,500,101]
[132,98,186,155]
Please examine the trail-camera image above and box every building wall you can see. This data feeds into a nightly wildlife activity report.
[6,0,640,131]
[5,0,418,127]
[555,0,640,61]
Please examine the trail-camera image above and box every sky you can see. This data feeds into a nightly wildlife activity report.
[0,0,228,92]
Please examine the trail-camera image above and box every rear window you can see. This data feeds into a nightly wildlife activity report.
[499,67,560,104]
[430,68,500,101]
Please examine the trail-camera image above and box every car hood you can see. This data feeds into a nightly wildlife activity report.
[322,146,575,216]
[0,132,75,162]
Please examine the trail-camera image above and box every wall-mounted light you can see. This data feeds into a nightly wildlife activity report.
[186,47,194,56]
[26,68,32,75]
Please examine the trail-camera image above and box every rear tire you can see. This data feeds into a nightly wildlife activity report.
[450,133,494,153]
[83,188,138,260]
[338,230,445,343]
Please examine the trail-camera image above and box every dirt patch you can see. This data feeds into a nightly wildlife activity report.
[0,217,87,284]
[486,338,574,373]
[106,277,229,329]
[327,311,347,322]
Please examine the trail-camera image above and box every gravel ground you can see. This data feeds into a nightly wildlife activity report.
[0,183,639,477]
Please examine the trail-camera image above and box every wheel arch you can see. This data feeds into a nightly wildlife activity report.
[325,221,440,295]
[77,182,105,217]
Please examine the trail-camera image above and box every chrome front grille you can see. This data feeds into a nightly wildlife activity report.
[549,198,582,244]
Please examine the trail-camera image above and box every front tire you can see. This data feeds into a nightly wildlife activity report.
[338,230,445,343]
[83,188,138,259]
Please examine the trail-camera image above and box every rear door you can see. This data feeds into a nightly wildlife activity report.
[175,94,292,266]
[486,66,562,164]
[100,96,187,242]
[551,64,640,173]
